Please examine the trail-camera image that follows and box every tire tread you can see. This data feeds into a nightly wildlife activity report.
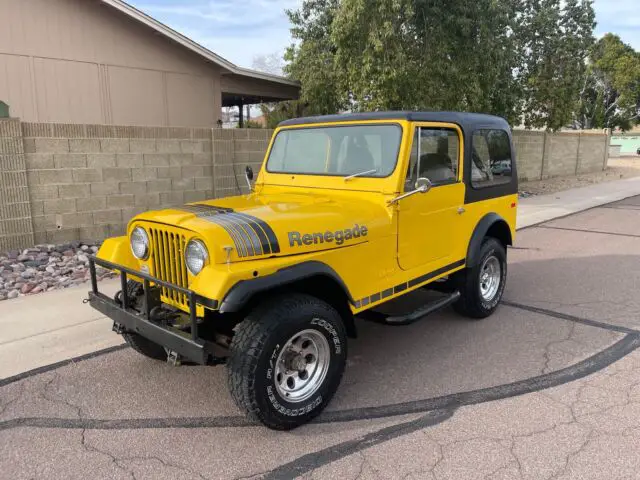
[227,293,346,430]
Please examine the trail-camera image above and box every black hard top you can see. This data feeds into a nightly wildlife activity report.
[278,111,510,131]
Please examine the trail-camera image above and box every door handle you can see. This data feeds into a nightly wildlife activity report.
[457,207,466,215]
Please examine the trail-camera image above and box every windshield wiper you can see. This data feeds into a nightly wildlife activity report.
[344,169,377,182]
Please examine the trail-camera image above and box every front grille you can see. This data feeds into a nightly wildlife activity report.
[149,227,189,307]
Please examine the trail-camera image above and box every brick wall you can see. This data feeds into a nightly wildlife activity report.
[514,131,609,181]
[512,131,545,181]
[0,120,609,249]
[16,122,272,245]
[0,119,34,250]
[212,128,272,198]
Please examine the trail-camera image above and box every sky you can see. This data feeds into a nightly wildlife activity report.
[130,0,639,71]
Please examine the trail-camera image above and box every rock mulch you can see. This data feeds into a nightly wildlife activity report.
[0,242,116,302]
[518,190,536,198]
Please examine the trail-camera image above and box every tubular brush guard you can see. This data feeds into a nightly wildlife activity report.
[87,255,225,366]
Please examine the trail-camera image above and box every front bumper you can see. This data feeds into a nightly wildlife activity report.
[87,256,223,365]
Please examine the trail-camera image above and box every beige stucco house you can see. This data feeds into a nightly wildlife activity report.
[0,0,300,127]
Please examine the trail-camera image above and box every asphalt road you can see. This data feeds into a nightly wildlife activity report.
[2,196,640,480]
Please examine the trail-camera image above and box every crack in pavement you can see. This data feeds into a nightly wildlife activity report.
[42,371,84,420]
[80,428,212,480]
[542,321,578,375]
[0,382,24,417]
[80,428,134,479]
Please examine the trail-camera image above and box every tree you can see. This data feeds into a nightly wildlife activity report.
[331,0,522,122]
[285,0,349,115]
[517,0,596,130]
[251,52,285,76]
[259,101,311,129]
[284,0,596,130]
[575,34,640,131]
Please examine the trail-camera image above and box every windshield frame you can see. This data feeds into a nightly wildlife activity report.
[264,122,404,179]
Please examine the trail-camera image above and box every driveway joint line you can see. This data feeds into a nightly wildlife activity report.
[534,225,640,239]
[1,333,638,431]
[0,344,128,387]
[0,317,108,347]
[502,301,640,335]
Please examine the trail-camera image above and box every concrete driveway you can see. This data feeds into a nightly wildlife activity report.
[1,195,640,479]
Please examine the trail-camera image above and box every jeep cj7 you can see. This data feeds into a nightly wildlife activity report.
[88,111,518,429]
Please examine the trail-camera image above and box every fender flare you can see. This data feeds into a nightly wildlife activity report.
[466,213,512,267]
[219,261,355,313]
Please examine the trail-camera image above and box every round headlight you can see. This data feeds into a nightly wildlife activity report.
[185,239,208,275]
[130,226,149,260]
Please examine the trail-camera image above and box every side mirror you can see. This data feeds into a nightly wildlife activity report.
[415,177,432,193]
[244,165,254,192]
[387,177,433,205]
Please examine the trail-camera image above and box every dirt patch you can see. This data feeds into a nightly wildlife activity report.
[520,156,640,197]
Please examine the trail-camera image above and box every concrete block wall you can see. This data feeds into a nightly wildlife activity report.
[513,131,609,182]
[0,120,610,250]
[512,131,545,181]
[21,123,215,244]
[0,119,35,251]
[577,133,609,174]
[213,128,272,198]
[543,133,581,178]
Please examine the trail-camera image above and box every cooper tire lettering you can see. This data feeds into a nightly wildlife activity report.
[228,293,347,429]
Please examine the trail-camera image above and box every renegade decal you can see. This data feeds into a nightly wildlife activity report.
[288,224,368,248]
[178,204,280,257]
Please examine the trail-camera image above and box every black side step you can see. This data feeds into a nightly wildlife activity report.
[358,291,461,326]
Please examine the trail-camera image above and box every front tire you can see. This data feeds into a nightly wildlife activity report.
[118,280,167,360]
[227,294,347,430]
[454,237,507,319]
[122,332,167,360]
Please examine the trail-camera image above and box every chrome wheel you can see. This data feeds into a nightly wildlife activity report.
[274,327,330,403]
[479,255,501,302]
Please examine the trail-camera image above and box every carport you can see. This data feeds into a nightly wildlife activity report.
[221,69,300,127]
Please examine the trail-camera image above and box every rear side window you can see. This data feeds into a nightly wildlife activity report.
[471,130,512,188]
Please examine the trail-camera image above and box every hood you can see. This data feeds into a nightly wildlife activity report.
[132,190,391,263]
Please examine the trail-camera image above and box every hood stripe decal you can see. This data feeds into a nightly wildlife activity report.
[232,213,281,254]
[177,204,280,257]
[227,213,271,255]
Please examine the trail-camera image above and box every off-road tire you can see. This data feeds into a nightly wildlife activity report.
[119,280,167,361]
[122,332,167,360]
[227,293,347,430]
[453,237,507,319]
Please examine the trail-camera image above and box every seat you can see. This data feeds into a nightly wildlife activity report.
[419,153,455,183]
[346,136,375,173]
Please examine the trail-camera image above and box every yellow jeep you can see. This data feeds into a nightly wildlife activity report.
[89,111,518,429]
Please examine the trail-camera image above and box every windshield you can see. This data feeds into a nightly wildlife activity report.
[266,124,402,177]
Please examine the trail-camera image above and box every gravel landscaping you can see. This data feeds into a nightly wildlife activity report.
[0,242,116,301]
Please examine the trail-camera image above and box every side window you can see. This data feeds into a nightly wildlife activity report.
[471,129,512,188]
[405,127,459,191]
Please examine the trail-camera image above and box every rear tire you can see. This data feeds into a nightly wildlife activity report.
[453,237,507,319]
[227,293,347,430]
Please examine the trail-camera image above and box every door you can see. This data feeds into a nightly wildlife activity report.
[397,124,465,271]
